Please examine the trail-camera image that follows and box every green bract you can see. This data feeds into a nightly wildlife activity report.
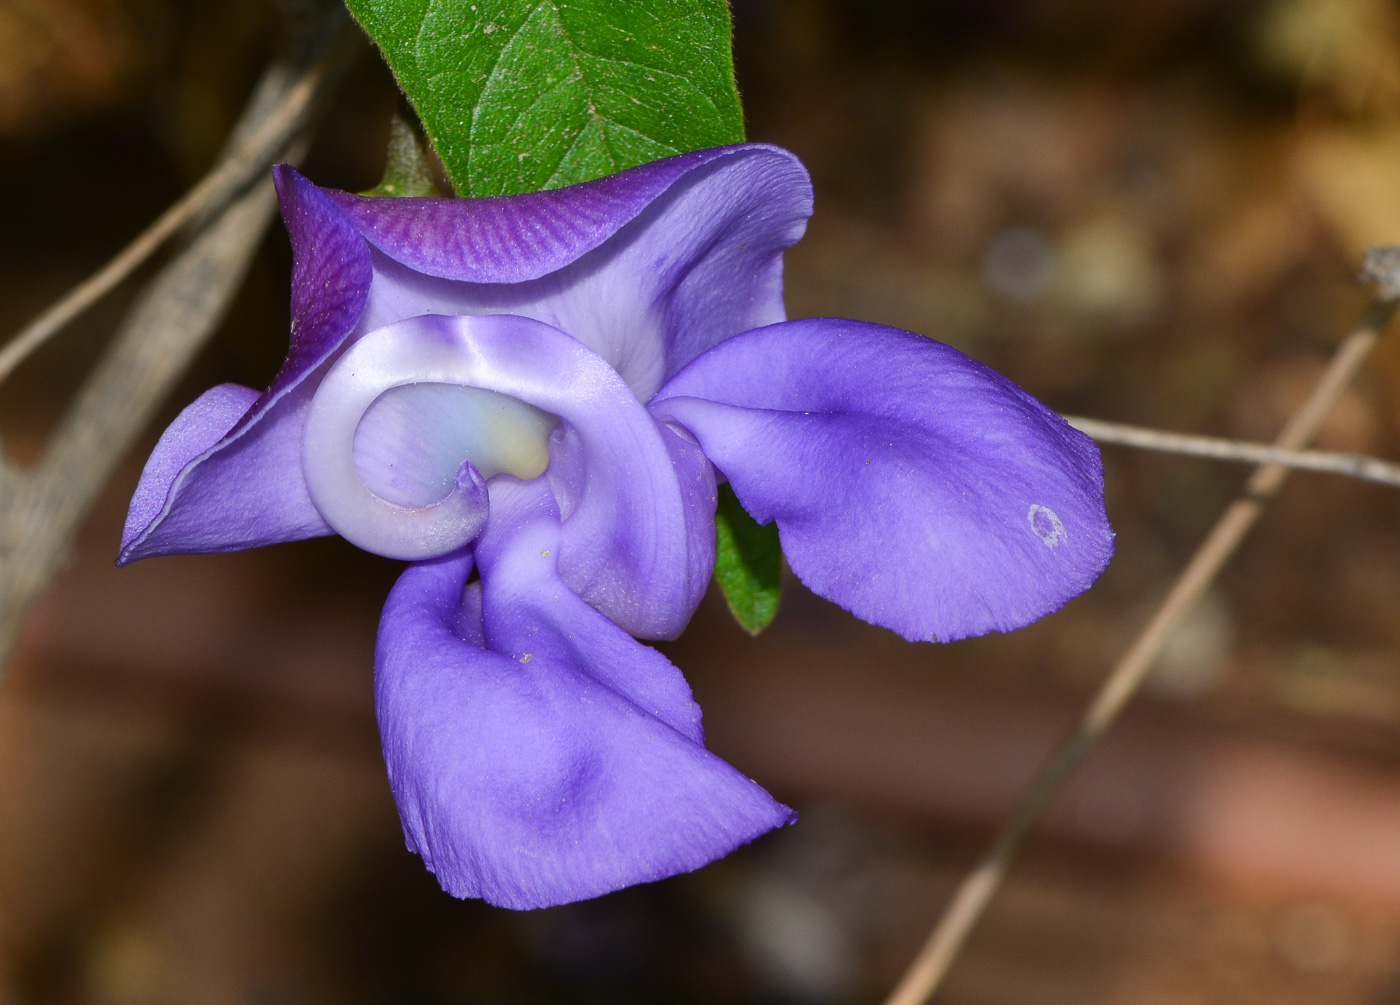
[362,112,440,197]
[345,0,746,196]
[714,484,782,635]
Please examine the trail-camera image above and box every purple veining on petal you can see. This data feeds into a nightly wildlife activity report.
[319,144,812,399]
[268,165,375,405]
[324,145,794,285]
[653,319,1114,643]
[375,479,794,910]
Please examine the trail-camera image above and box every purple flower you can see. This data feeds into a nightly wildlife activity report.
[119,144,1113,909]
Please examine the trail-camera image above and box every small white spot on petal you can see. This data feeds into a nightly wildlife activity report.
[519,653,533,664]
[1028,504,1066,547]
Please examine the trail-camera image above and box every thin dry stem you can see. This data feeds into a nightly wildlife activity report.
[1065,415,1400,489]
[0,54,328,386]
[882,296,1398,1005]
[0,24,346,669]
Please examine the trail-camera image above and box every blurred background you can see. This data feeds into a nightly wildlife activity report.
[5,0,1400,1001]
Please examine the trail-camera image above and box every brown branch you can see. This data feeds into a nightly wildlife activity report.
[0,51,332,386]
[1065,415,1400,489]
[881,274,1400,1005]
[0,23,348,669]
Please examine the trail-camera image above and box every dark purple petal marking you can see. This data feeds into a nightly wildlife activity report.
[319,144,812,399]
[118,169,373,563]
[323,145,802,286]
[269,164,375,403]
[375,480,794,910]
[653,319,1114,643]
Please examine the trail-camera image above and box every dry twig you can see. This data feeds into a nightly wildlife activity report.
[882,250,1400,1005]
[1065,415,1400,489]
[0,19,348,669]
[0,58,333,386]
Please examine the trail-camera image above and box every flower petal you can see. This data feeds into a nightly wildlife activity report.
[655,422,719,621]
[375,480,794,910]
[270,164,375,400]
[125,150,806,566]
[652,320,1114,642]
[118,169,372,563]
[304,313,706,635]
[118,384,332,563]
[310,144,812,399]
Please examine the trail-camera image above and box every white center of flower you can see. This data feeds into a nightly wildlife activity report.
[354,382,552,508]
[303,316,557,560]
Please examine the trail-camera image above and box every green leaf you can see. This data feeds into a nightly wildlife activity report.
[362,109,442,197]
[344,0,746,197]
[713,483,781,635]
